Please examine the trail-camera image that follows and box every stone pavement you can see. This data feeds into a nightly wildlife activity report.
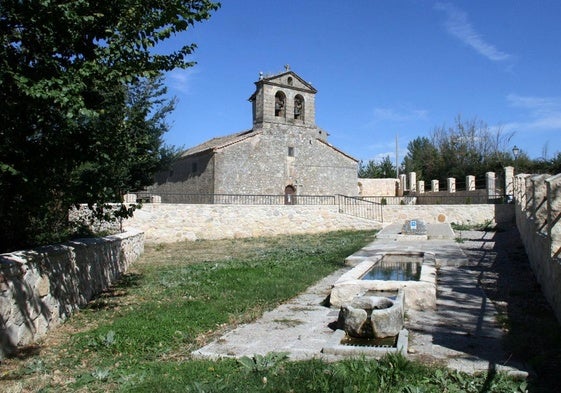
[192,224,528,377]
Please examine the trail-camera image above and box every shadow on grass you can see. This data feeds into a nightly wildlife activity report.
[85,272,142,311]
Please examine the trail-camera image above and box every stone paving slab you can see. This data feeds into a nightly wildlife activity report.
[377,222,456,240]
[192,233,528,377]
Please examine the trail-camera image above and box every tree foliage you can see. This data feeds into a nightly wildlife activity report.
[0,0,219,252]
[402,116,515,183]
[358,155,396,178]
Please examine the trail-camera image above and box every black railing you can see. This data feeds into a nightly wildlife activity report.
[360,191,507,205]
[413,193,505,205]
[135,192,337,205]
[361,196,416,205]
[135,191,508,207]
[338,195,383,222]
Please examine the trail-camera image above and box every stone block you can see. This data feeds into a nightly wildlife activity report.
[36,275,50,297]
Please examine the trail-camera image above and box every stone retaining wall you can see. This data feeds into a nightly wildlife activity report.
[124,203,514,243]
[0,229,144,359]
[383,204,514,228]
[514,173,561,323]
[124,204,380,243]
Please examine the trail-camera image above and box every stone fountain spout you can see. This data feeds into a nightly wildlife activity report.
[337,291,404,339]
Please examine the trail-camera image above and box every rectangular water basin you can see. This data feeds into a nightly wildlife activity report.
[330,251,436,311]
[361,254,422,281]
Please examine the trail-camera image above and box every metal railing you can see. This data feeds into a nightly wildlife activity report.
[360,192,508,205]
[337,195,383,222]
[412,193,506,205]
[135,192,337,205]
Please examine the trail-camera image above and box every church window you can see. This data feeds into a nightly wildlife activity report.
[287,76,293,85]
[288,146,294,157]
[274,91,286,117]
[294,95,304,120]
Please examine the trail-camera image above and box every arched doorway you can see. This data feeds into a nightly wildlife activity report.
[284,185,296,205]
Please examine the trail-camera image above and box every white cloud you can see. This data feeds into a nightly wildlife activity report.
[434,2,511,62]
[372,107,428,123]
[166,68,198,94]
[504,94,561,131]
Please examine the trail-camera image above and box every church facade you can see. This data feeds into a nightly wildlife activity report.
[148,68,358,200]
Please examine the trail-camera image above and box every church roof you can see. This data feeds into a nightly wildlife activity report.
[180,128,357,162]
[180,129,259,157]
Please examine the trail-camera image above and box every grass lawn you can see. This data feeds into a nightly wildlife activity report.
[1,230,526,392]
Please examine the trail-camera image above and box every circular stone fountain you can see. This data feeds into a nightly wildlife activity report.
[337,291,404,339]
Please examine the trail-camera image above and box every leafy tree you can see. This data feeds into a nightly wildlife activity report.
[359,155,396,178]
[402,116,515,184]
[402,137,441,181]
[548,152,561,174]
[0,0,219,252]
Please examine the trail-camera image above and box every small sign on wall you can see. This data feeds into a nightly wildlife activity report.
[410,220,417,231]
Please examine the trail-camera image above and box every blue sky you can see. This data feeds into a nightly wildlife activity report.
[160,0,561,163]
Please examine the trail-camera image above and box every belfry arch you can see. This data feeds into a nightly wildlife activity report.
[294,94,304,120]
[274,91,286,118]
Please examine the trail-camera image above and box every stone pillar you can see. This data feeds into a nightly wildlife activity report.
[447,177,456,193]
[515,174,531,209]
[123,193,137,203]
[504,166,514,197]
[486,172,496,198]
[546,174,561,257]
[532,174,550,234]
[417,180,425,194]
[398,174,407,196]
[408,172,416,193]
[466,175,476,191]
[431,180,439,192]
[523,174,534,215]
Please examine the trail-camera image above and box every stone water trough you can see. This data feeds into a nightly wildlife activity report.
[330,251,437,311]
[324,251,437,357]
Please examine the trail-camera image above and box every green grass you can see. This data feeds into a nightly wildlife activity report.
[2,230,526,392]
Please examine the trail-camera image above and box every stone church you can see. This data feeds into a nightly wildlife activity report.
[148,67,358,201]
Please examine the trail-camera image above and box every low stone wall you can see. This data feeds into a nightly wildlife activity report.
[124,203,513,244]
[514,173,561,323]
[358,178,398,196]
[124,204,380,243]
[0,229,144,359]
[383,204,514,228]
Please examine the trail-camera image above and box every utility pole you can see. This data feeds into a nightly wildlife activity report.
[395,134,399,179]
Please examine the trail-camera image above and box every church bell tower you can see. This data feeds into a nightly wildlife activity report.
[248,66,317,129]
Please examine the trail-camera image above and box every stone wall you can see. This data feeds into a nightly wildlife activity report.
[125,204,379,243]
[514,173,561,323]
[211,124,357,196]
[0,229,144,359]
[358,178,398,196]
[382,204,514,227]
[124,203,513,243]
[149,153,215,197]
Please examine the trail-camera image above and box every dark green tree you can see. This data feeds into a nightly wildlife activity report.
[547,152,561,174]
[402,137,442,181]
[358,155,396,178]
[0,0,219,252]
[402,116,515,184]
